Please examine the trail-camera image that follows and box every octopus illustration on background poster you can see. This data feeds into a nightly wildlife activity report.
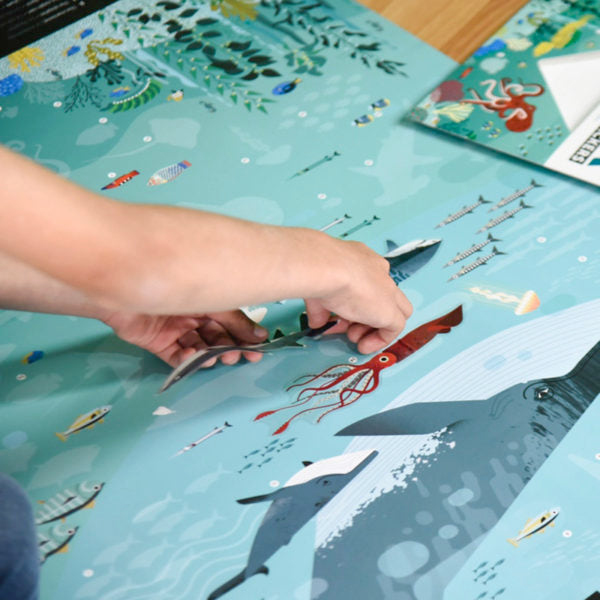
[255,306,464,434]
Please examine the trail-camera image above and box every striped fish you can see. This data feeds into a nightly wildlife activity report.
[35,481,104,525]
[147,160,191,186]
[38,523,78,563]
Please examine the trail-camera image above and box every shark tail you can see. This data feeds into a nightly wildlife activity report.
[478,195,492,204]
[531,179,543,187]
[519,200,533,209]
[207,566,268,600]
[507,538,519,548]
[488,233,501,242]
[492,246,506,255]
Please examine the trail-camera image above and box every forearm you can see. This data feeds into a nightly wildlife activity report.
[0,145,346,315]
[0,252,108,318]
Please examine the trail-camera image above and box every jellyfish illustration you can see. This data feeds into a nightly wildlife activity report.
[255,306,463,434]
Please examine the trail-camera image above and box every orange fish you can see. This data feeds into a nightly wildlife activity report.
[101,170,139,190]
[460,66,473,79]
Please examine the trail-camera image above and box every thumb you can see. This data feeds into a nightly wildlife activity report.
[304,299,332,329]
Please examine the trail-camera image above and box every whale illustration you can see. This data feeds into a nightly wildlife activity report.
[310,341,600,598]
[207,449,378,600]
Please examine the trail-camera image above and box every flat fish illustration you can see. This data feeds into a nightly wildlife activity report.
[160,322,335,392]
[476,200,532,233]
[56,405,111,441]
[35,481,104,525]
[489,179,542,211]
[352,114,374,127]
[507,507,560,547]
[435,195,490,228]
[147,160,191,186]
[207,449,377,600]
[167,89,184,102]
[101,170,139,190]
[38,523,78,563]
[444,233,500,267]
[370,98,390,110]
[448,246,505,281]
[320,341,600,598]
[384,238,441,284]
[272,78,301,95]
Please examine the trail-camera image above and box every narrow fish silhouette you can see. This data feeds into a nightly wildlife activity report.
[319,214,351,232]
[174,422,232,457]
[339,215,380,239]
[435,195,490,228]
[207,450,377,600]
[448,246,505,281]
[321,341,600,599]
[477,200,532,233]
[489,179,542,211]
[290,151,340,179]
[160,322,335,392]
[443,233,500,267]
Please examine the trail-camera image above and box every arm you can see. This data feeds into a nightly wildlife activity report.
[0,145,411,354]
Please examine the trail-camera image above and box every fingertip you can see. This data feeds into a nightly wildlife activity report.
[253,325,269,340]
[357,332,387,355]
[244,351,263,363]
[221,350,241,366]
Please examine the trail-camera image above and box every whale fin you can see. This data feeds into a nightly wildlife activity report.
[207,566,268,600]
[237,493,274,505]
[336,400,487,436]
[386,239,398,253]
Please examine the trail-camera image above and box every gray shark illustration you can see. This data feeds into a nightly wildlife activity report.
[384,238,441,284]
[160,321,335,392]
[207,449,377,600]
[311,341,600,599]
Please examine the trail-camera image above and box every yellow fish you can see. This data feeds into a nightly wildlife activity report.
[56,405,112,442]
[507,507,560,547]
[534,15,593,57]
[167,89,184,102]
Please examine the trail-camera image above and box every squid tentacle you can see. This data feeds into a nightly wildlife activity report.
[286,364,354,391]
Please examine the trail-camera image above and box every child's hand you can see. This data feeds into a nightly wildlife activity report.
[102,309,269,367]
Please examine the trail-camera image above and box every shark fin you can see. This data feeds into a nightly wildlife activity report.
[237,493,274,505]
[336,400,487,436]
[385,239,398,253]
[207,566,268,600]
[272,329,285,340]
[302,461,313,467]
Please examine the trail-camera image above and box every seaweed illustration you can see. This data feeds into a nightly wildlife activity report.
[63,76,103,112]
[23,80,65,105]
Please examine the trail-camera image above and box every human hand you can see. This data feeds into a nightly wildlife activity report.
[304,239,413,354]
[102,309,269,367]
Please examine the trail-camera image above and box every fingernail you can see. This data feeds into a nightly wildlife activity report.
[254,326,268,338]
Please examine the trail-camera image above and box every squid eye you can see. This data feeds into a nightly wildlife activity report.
[534,386,552,401]
[379,356,389,363]
[348,356,357,364]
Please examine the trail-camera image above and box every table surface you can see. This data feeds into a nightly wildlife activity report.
[359,0,530,61]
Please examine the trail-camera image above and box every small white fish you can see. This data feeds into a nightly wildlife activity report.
[132,493,178,524]
[184,463,229,495]
[508,507,560,547]
[56,406,111,441]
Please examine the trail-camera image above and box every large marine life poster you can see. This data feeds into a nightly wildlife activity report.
[0,0,598,599]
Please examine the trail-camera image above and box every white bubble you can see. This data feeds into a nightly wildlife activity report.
[143,135,152,143]
[537,236,547,243]
[53,101,62,108]
[348,356,357,363]
[374,111,383,118]
[364,159,374,166]
[241,157,250,164]
[0,106,2,112]
[83,569,94,578]
[98,117,108,124]
[578,256,588,263]
[595,453,600,461]
[16,374,26,381]
[317,193,327,200]
[298,110,308,118]
[496,52,506,58]
[269,480,280,488]
[563,530,572,538]
[108,172,116,178]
